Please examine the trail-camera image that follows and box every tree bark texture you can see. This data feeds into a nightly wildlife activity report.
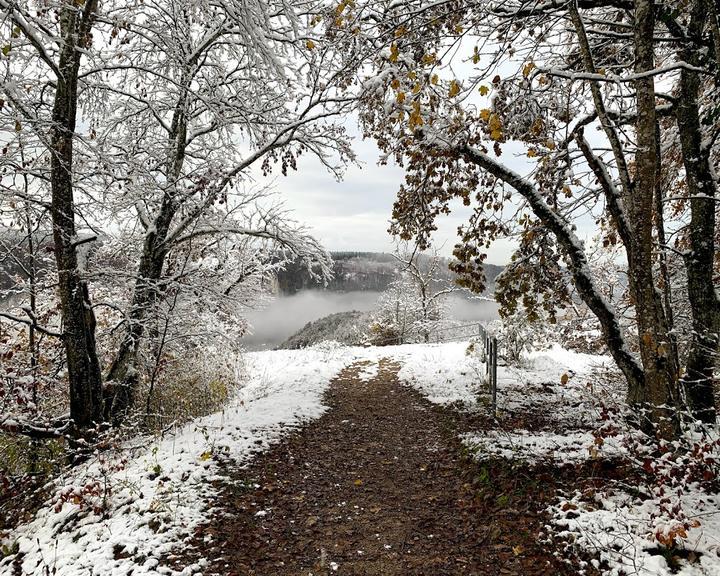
[50,0,103,432]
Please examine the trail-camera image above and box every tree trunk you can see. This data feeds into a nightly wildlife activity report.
[105,85,188,422]
[51,1,103,433]
[676,2,719,423]
[104,217,172,422]
[627,0,680,436]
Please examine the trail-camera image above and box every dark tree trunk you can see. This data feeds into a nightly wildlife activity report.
[50,0,103,433]
[627,0,680,436]
[676,2,719,423]
[104,225,169,421]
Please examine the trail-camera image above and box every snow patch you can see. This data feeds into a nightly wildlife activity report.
[463,429,626,465]
[1,344,369,576]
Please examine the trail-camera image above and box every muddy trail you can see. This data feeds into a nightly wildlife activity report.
[171,359,583,576]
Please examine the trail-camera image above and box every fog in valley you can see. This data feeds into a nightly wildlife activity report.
[242,290,499,350]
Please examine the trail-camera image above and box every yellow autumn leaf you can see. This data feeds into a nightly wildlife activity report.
[408,70,417,81]
[479,108,491,121]
[390,78,400,90]
[530,117,545,136]
[200,450,212,461]
[488,113,502,131]
[513,545,524,556]
[490,129,503,141]
[354,479,363,486]
[422,53,436,65]
[527,149,537,158]
[522,61,536,78]
[412,82,421,94]
[395,25,407,37]
[305,39,316,50]
[560,373,569,385]
[389,42,399,63]
[472,46,480,65]
[431,74,439,85]
[479,85,489,96]
[397,91,406,103]
[409,110,424,129]
[449,79,461,97]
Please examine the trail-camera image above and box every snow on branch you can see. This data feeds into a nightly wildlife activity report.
[0,310,64,339]
[535,61,711,83]
[459,143,645,384]
[0,416,72,440]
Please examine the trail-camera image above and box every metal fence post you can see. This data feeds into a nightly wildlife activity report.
[491,337,497,417]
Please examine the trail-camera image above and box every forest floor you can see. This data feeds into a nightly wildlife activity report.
[168,358,588,576]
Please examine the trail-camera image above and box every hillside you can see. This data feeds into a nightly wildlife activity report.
[278,310,372,349]
[4,342,716,576]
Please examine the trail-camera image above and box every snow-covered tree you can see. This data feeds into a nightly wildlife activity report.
[370,247,457,344]
[338,0,720,434]
[83,0,348,420]
[1,0,106,435]
[1,0,352,434]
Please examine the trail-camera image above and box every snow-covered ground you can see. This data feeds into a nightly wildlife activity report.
[394,341,720,576]
[3,340,719,576]
[0,344,375,576]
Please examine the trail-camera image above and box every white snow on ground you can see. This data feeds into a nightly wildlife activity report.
[0,343,373,576]
[4,339,720,576]
[550,488,720,576]
[356,360,380,382]
[394,340,720,576]
[394,341,483,405]
[462,429,627,465]
[497,345,621,427]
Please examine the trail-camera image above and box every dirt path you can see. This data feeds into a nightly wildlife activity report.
[172,359,580,575]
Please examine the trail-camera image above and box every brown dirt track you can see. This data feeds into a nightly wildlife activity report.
[169,358,588,576]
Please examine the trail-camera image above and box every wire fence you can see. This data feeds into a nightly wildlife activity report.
[431,322,498,416]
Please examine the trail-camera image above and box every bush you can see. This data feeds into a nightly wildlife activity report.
[141,352,239,432]
[497,310,553,365]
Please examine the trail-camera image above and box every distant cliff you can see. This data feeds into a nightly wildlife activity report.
[276,251,503,295]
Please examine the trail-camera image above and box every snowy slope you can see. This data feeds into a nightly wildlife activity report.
[4,341,719,576]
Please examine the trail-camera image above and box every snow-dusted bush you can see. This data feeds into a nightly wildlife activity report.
[551,413,720,574]
[497,310,554,365]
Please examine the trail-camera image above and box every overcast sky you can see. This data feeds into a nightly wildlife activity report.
[250,123,518,266]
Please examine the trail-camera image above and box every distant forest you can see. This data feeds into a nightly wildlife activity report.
[276,251,503,295]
